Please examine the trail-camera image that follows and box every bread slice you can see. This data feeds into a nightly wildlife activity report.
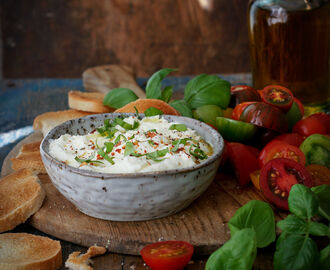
[115,99,180,115]
[33,109,93,137]
[0,233,62,270]
[68,91,114,113]
[11,141,46,174]
[0,169,46,232]
[65,245,106,270]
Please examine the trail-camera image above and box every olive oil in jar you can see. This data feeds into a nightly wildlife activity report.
[248,0,330,105]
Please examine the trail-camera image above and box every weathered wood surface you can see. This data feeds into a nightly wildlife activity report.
[1,0,251,78]
[2,132,280,269]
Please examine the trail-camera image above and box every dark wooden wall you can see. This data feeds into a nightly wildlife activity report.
[1,0,250,78]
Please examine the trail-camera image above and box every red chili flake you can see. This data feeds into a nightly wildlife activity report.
[122,145,126,149]
[115,141,121,147]
[147,132,156,138]
[91,129,96,134]
[133,141,139,146]
[115,149,122,153]
[96,154,103,160]
[111,152,115,156]
[144,149,147,153]
[91,145,96,150]
[178,147,184,151]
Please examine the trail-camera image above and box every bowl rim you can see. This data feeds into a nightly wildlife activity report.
[40,113,224,179]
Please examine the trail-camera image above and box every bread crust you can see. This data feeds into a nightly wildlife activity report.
[0,169,46,233]
[11,141,46,174]
[115,99,180,115]
[68,91,114,113]
[33,109,93,137]
[0,233,62,270]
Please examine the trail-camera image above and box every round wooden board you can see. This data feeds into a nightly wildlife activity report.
[2,132,287,256]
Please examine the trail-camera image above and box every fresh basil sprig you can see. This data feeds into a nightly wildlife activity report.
[95,140,115,164]
[103,88,138,109]
[184,74,231,109]
[146,148,169,162]
[145,68,177,100]
[189,144,207,160]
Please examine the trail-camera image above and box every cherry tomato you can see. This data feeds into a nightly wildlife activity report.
[227,143,259,187]
[216,117,257,142]
[240,102,288,133]
[229,87,261,107]
[271,133,305,147]
[259,85,293,112]
[292,117,327,137]
[250,170,261,190]
[140,241,194,270]
[231,102,255,120]
[307,113,330,133]
[260,158,313,210]
[259,141,306,168]
[306,164,330,186]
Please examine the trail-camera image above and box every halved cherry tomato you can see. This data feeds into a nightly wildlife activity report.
[229,88,261,107]
[306,164,330,186]
[271,133,305,147]
[239,102,288,133]
[259,141,306,167]
[260,158,313,210]
[140,241,194,270]
[227,142,259,186]
[250,170,261,190]
[259,85,293,112]
[231,102,255,120]
[216,117,257,142]
[292,117,327,137]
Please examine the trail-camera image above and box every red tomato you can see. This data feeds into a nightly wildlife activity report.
[260,158,313,210]
[272,133,305,147]
[232,102,255,120]
[307,113,330,133]
[259,141,306,168]
[230,88,261,107]
[293,97,304,116]
[240,102,288,133]
[259,85,294,112]
[227,142,259,186]
[140,241,194,270]
[292,117,327,137]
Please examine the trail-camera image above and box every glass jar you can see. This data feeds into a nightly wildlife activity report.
[248,0,330,106]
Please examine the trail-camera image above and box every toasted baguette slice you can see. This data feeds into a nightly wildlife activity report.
[115,99,180,115]
[0,233,62,270]
[33,109,93,137]
[0,169,46,232]
[65,245,106,270]
[68,91,114,113]
[11,141,46,174]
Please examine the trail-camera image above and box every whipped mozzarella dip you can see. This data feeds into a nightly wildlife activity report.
[49,116,213,173]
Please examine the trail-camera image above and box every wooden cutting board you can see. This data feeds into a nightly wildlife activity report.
[1,132,287,256]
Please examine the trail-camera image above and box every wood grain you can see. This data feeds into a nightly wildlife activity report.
[1,0,250,78]
[2,132,287,258]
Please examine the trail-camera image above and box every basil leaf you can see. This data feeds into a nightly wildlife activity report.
[309,222,330,237]
[103,88,138,109]
[169,99,193,117]
[97,149,114,164]
[169,124,187,131]
[205,228,257,270]
[274,234,319,270]
[114,134,127,144]
[124,141,135,156]
[171,138,190,152]
[146,148,169,161]
[114,117,140,130]
[146,68,177,99]
[144,107,164,116]
[184,74,231,109]
[289,184,318,220]
[161,85,173,103]
[74,155,103,165]
[189,144,208,160]
[277,214,308,235]
[104,142,114,153]
[320,245,330,270]
[311,185,330,220]
[228,200,276,248]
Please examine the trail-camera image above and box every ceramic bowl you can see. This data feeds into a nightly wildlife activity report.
[40,113,224,221]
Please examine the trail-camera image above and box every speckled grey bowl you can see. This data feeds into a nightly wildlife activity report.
[40,113,224,221]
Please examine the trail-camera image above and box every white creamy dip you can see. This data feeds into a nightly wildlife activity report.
[49,116,213,173]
